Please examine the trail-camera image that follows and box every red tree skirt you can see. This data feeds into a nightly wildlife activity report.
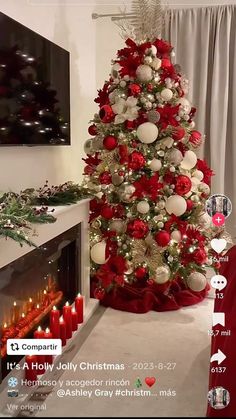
[91,278,209,313]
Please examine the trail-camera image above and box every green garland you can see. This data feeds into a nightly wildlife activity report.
[0,182,92,247]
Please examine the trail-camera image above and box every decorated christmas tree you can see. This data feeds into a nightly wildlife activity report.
[83,0,217,309]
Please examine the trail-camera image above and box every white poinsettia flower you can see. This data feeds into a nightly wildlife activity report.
[111,98,126,114]
[114,114,127,124]
[112,95,140,124]
[126,96,138,107]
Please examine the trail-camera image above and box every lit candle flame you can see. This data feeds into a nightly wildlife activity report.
[45,327,50,333]
[65,301,70,306]
[22,313,25,318]
[29,297,32,303]
[36,304,40,309]
[3,322,7,328]
[72,307,76,313]
[77,293,81,298]
[13,301,17,306]
[43,290,47,295]
[37,325,42,331]
[53,305,57,310]
[59,317,64,323]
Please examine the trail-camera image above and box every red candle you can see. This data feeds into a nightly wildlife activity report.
[71,308,78,331]
[63,302,72,339]
[44,327,53,364]
[25,355,38,383]
[34,326,45,374]
[75,294,84,323]
[50,306,60,338]
[59,317,66,346]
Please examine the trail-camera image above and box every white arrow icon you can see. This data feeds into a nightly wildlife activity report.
[210,349,226,365]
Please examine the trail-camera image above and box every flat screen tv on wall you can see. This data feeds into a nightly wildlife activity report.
[0,12,70,146]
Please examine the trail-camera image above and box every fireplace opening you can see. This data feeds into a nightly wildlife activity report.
[0,224,81,380]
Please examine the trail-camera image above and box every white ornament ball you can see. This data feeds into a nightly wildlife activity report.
[198,182,210,195]
[137,201,150,214]
[191,177,201,191]
[136,64,153,82]
[149,158,162,171]
[180,150,197,170]
[144,56,153,65]
[137,122,158,144]
[151,57,162,71]
[171,230,182,242]
[178,97,192,114]
[155,265,171,284]
[166,195,187,216]
[109,220,126,234]
[168,148,183,165]
[187,272,207,292]
[150,45,157,55]
[161,88,173,101]
[192,170,204,181]
[90,241,107,264]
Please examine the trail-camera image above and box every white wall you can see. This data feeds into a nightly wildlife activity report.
[0,0,235,192]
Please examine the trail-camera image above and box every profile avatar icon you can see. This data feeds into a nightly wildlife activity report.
[205,194,232,218]
[208,386,230,409]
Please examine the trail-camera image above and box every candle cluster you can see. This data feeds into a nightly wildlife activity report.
[24,294,84,384]
[1,288,63,358]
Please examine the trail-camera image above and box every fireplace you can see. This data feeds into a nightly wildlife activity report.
[0,224,82,380]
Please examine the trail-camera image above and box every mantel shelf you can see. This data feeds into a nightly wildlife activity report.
[0,199,91,271]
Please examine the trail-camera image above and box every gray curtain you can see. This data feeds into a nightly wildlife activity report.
[163,4,236,238]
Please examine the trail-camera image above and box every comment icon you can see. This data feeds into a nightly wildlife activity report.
[210,275,227,291]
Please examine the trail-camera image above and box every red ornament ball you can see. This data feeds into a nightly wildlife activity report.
[155,230,171,247]
[100,204,114,219]
[175,175,192,196]
[135,266,147,280]
[189,130,202,147]
[94,287,105,300]
[88,124,97,136]
[172,126,185,141]
[129,83,142,96]
[99,171,112,184]
[103,135,118,150]
[186,199,194,211]
[127,220,149,239]
[99,105,115,123]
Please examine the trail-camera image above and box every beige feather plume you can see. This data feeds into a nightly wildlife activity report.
[115,0,166,43]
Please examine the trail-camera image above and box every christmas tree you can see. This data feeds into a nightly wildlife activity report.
[0,45,69,145]
[83,0,216,305]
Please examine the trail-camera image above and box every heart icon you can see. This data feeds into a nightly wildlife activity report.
[145,377,156,387]
[210,238,227,254]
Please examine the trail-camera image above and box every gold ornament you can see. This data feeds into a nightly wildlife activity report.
[131,235,163,272]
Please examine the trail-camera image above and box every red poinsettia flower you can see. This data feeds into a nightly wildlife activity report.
[196,159,214,185]
[83,152,101,175]
[133,173,163,200]
[89,196,105,222]
[117,38,151,58]
[164,215,188,234]
[96,255,127,288]
[158,104,180,130]
[117,55,142,78]
[128,151,146,170]
[94,82,110,107]
[153,39,173,56]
